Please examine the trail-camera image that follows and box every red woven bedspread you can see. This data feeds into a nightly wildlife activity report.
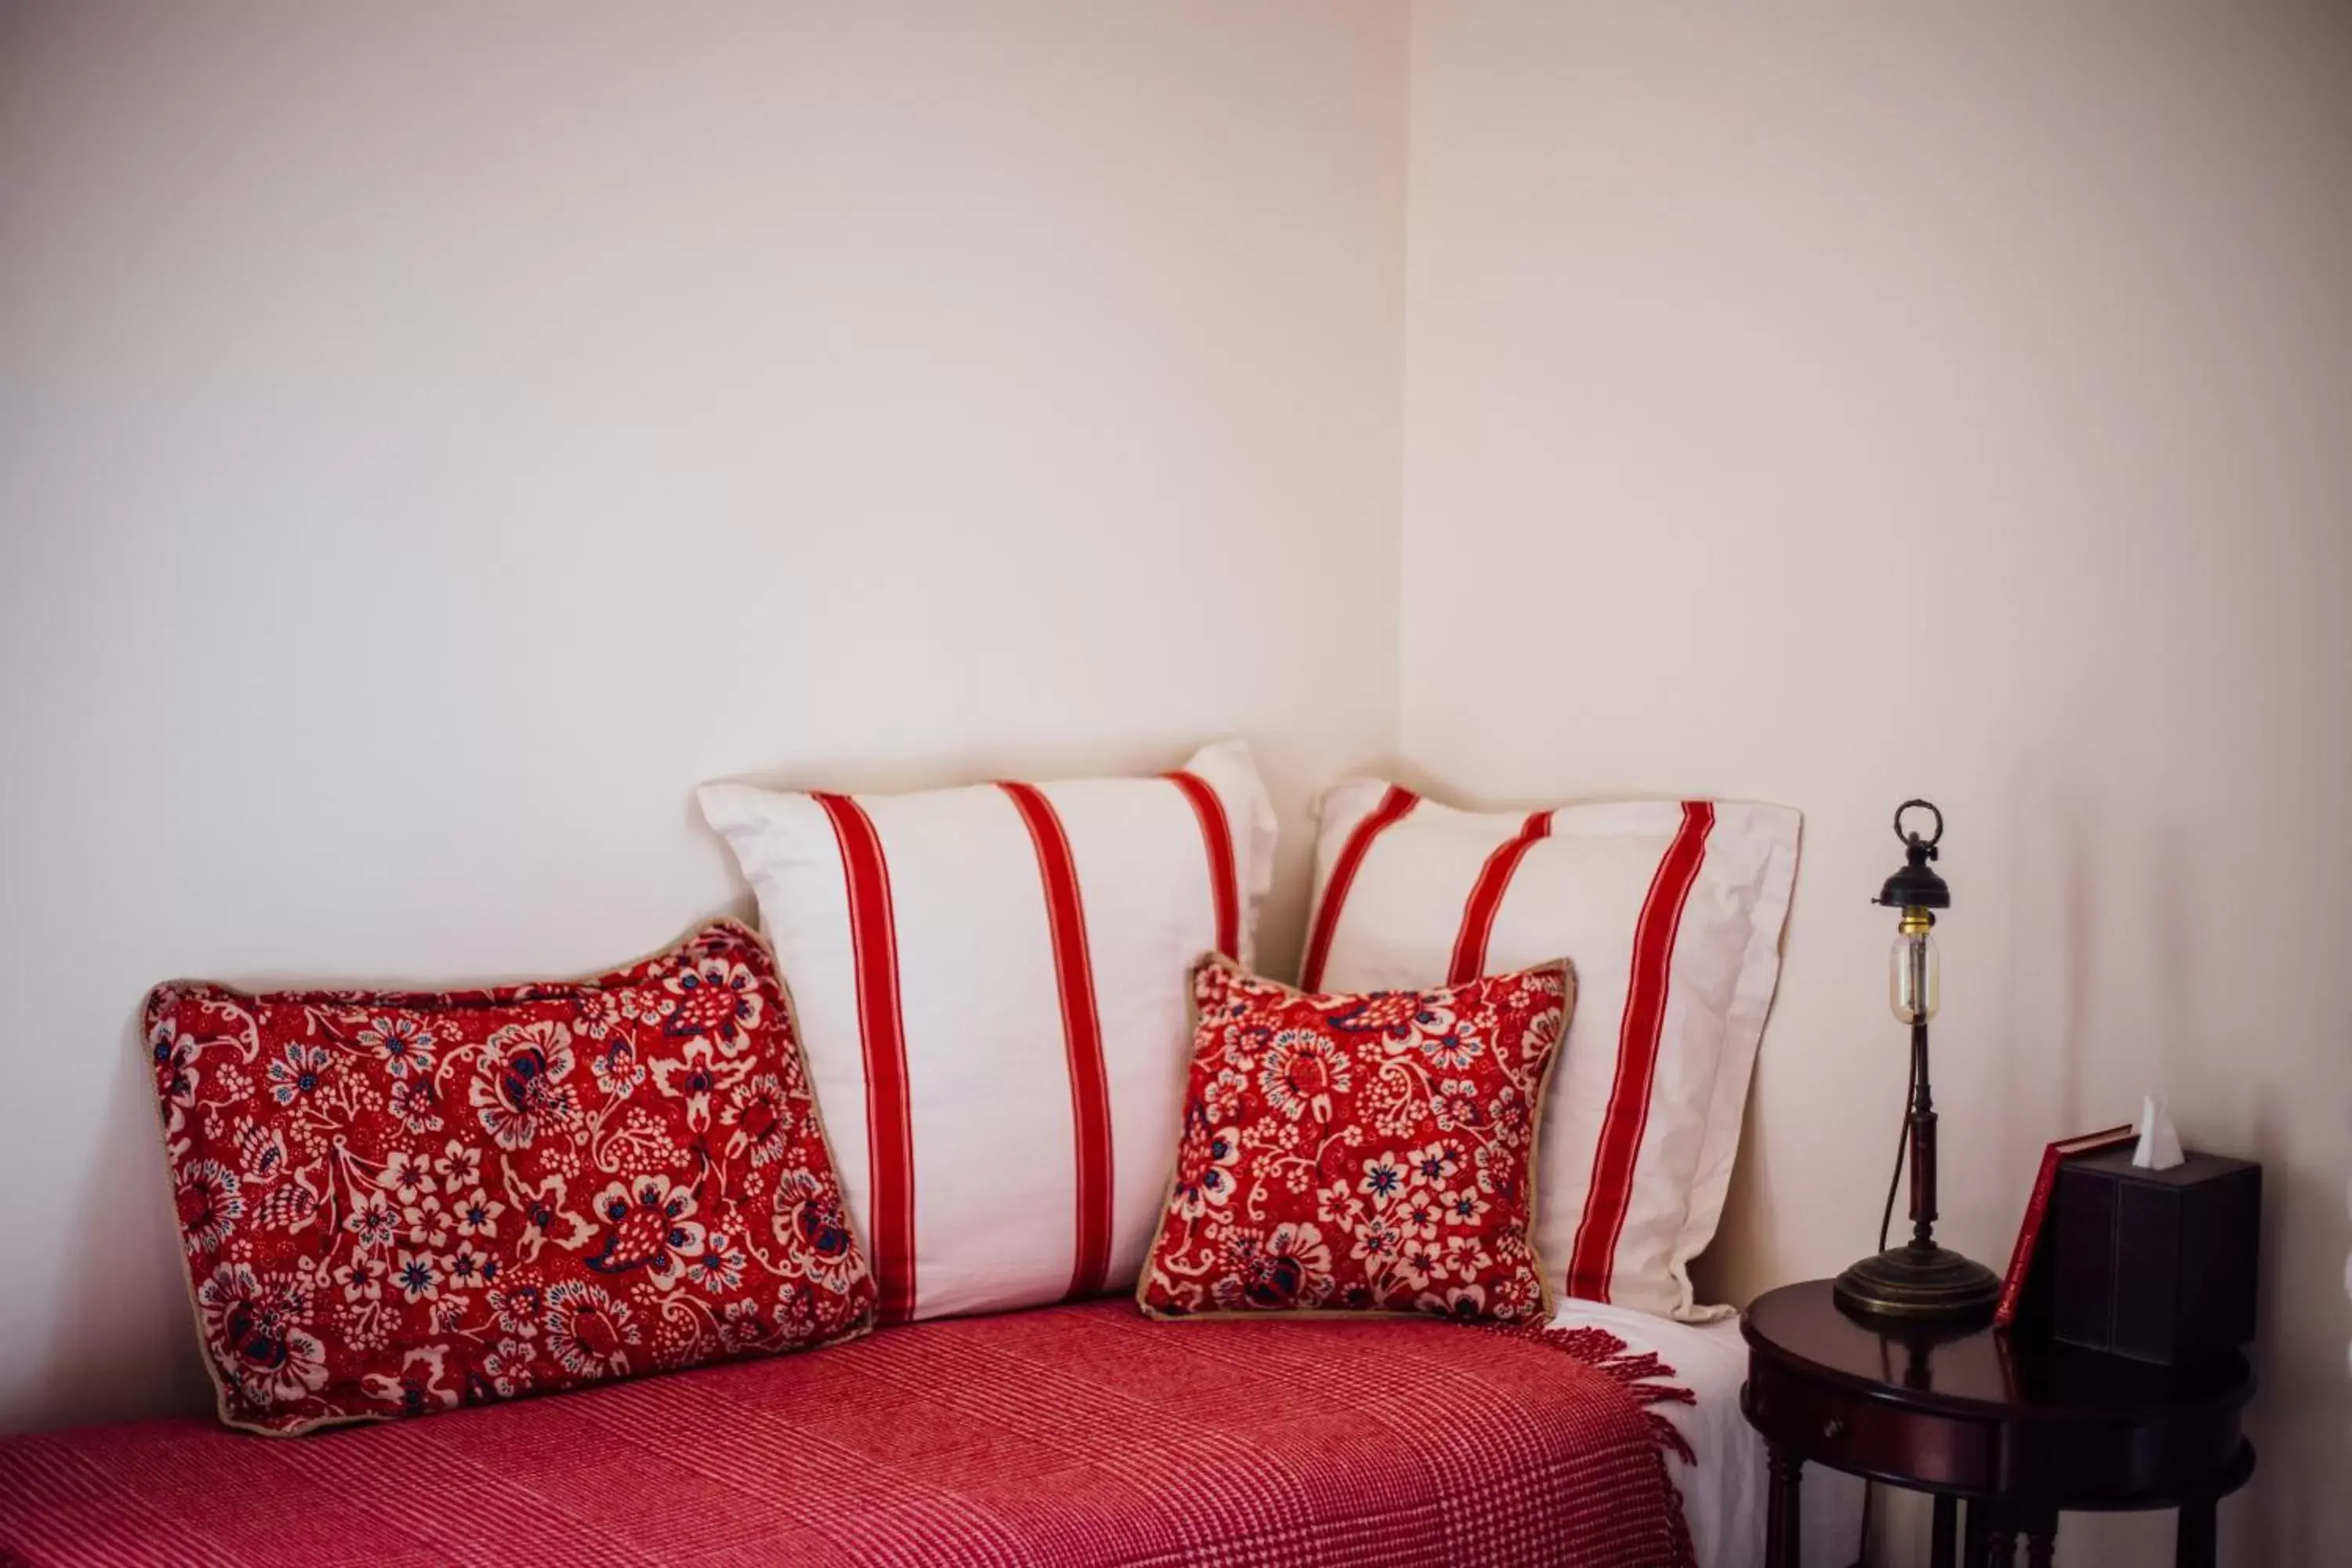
[0,1301,1693,1567]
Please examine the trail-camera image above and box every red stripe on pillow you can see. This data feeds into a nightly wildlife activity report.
[1565,801,1715,1302]
[1164,771,1241,960]
[1299,785,1420,992]
[998,782,1114,1301]
[814,792,920,1326]
[1446,810,1555,984]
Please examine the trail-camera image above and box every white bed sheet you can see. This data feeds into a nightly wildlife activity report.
[1547,1298,1865,1568]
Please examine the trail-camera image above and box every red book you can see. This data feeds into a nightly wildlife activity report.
[1994,1123,2138,1329]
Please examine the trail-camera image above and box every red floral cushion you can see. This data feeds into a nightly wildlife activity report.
[1138,954,1572,1323]
[144,920,873,1434]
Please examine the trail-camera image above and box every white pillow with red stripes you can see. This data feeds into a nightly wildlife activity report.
[1300,781,1799,1322]
[697,741,1276,1325]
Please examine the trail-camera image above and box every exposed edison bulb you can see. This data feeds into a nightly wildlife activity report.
[1889,909,1940,1023]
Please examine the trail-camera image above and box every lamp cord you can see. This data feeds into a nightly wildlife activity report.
[1876,1040,1918,1254]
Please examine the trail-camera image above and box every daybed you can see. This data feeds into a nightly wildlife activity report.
[0,1298,1857,1566]
[1,750,1867,1564]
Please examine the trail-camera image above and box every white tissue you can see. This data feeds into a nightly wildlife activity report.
[2132,1094,2185,1171]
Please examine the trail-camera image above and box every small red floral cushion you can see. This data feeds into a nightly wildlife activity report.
[1138,953,1573,1324]
[144,920,873,1434]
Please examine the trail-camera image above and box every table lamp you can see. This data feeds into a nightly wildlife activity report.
[1832,800,2003,1324]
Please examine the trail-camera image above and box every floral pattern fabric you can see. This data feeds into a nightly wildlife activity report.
[144,920,873,1434]
[1138,954,1571,1323]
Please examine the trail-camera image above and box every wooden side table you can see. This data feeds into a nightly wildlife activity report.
[1740,1280,2255,1567]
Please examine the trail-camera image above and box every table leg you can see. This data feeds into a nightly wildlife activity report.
[2176,1497,2218,1568]
[1930,1495,1958,1568]
[1985,1521,2017,1567]
[1961,1501,1990,1568]
[2020,1505,2056,1568]
[1765,1442,1803,1568]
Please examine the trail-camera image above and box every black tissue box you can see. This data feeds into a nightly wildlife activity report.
[2052,1148,2259,1366]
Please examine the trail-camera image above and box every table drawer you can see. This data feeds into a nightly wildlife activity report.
[1745,1360,1995,1490]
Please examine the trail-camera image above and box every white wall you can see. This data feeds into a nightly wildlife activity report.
[0,0,1407,1432]
[1403,3,2352,1563]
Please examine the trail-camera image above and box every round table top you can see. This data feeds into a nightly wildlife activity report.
[1741,1280,2255,1425]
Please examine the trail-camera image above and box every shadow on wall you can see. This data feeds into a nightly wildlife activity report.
[40,1020,213,1430]
[2241,1064,2352,1565]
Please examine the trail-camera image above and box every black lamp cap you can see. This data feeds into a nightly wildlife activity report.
[1875,799,1951,910]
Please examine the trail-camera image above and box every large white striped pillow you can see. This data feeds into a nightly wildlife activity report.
[697,741,1276,1325]
[1301,782,1799,1322]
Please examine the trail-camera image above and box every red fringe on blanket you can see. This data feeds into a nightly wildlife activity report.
[1480,1319,1701,1568]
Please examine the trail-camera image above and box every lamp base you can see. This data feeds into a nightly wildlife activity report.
[1832,1243,2002,1327]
